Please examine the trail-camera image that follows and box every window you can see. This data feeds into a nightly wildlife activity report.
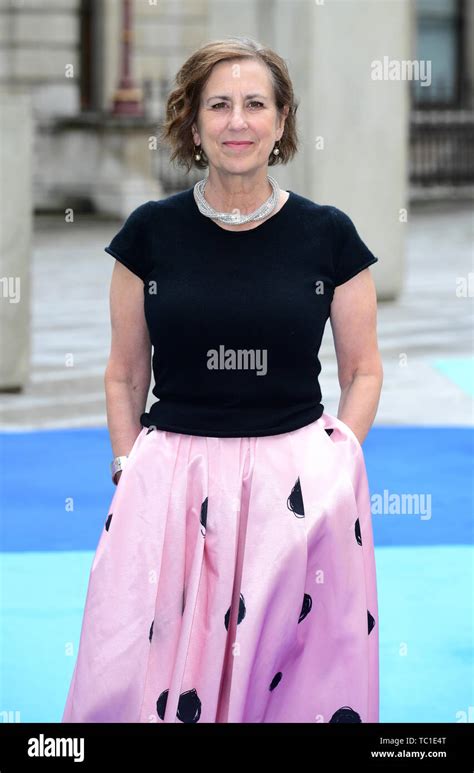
[413,0,464,108]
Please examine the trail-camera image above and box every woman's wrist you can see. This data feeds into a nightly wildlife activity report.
[111,455,129,484]
[109,426,143,484]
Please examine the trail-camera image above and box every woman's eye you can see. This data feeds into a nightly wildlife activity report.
[210,101,264,109]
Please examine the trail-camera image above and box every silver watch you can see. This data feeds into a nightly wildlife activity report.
[111,455,128,484]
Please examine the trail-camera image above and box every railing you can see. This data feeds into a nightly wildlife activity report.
[410,110,474,186]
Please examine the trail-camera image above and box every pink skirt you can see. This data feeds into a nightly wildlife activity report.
[61,412,379,723]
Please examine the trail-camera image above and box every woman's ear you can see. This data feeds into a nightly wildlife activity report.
[278,105,290,136]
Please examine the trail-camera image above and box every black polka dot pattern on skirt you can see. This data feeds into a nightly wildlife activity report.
[368,610,376,635]
[269,672,282,691]
[107,424,376,723]
[145,478,375,722]
[62,415,379,724]
[200,496,208,536]
[224,592,246,630]
[156,688,202,723]
[287,477,305,517]
[329,706,362,723]
[298,592,313,623]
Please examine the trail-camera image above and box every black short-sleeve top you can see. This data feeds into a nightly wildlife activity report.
[104,186,379,437]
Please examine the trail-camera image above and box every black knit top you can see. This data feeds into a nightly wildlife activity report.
[104,186,379,437]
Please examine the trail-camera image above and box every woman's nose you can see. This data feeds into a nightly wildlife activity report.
[227,107,248,128]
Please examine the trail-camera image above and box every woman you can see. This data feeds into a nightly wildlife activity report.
[62,36,382,724]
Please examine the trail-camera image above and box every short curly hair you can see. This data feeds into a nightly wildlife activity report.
[159,36,300,172]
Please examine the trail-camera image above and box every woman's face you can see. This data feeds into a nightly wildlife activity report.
[192,58,288,178]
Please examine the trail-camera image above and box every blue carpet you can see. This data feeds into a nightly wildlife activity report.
[434,356,474,397]
[0,425,472,722]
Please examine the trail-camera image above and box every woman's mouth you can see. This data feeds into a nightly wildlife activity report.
[223,141,253,149]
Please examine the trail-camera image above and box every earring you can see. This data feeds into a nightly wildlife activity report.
[272,140,280,156]
[194,143,202,161]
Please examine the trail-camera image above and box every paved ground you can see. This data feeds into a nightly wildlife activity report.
[1,199,472,429]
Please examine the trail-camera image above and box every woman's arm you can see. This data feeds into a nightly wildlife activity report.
[329,267,383,445]
[104,261,152,460]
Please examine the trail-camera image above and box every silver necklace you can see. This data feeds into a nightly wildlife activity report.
[193,175,281,224]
